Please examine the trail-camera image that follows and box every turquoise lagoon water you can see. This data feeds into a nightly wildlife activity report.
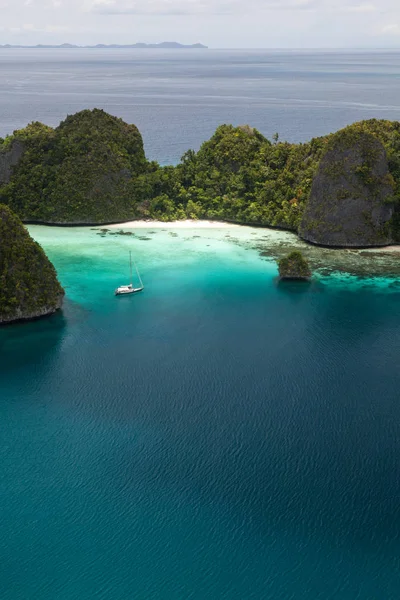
[1,224,400,599]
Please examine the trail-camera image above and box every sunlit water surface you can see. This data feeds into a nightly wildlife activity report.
[2,49,400,163]
[1,45,400,600]
[1,224,399,599]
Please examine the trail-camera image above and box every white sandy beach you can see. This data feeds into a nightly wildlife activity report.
[108,220,400,253]
[107,220,240,229]
[377,245,400,253]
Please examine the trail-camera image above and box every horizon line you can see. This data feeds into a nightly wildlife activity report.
[1,44,400,51]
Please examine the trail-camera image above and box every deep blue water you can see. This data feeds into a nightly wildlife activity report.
[1,226,400,599]
[2,49,400,163]
[1,50,400,598]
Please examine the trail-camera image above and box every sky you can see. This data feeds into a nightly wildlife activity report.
[0,0,400,48]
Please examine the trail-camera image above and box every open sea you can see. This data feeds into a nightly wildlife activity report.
[1,50,400,599]
[2,49,400,163]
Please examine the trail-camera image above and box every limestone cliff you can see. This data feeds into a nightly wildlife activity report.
[299,128,395,247]
[0,140,25,186]
[0,204,64,324]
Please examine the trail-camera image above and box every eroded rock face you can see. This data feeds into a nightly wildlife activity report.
[0,140,25,186]
[0,204,64,325]
[0,300,64,325]
[299,130,394,247]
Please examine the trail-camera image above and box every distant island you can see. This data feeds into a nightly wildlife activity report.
[0,42,207,49]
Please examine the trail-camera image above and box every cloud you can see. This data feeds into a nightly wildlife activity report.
[0,22,70,33]
[380,23,400,34]
[85,0,391,17]
[22,0,63,6]
[88,0,318,16]
[1,0,400,46]
[345,3,377,12]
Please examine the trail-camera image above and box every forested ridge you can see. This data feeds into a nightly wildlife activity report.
[1,109,399,243]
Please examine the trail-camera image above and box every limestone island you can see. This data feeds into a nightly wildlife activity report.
[0,109,399,248]
[278,251,312,281]
[299,127,395,247]
[0,204,64,325]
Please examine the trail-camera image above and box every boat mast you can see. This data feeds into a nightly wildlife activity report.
[135,262,144,289]
[129,251,133,286]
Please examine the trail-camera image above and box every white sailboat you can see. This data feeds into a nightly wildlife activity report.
[115,251,144,295]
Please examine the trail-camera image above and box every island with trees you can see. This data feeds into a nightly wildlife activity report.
[0,205,64,325]
[0,109,399,247]
[278,251,312,281]
[2,109,400,325]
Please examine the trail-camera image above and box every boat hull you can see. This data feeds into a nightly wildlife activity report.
[115,287,144,296]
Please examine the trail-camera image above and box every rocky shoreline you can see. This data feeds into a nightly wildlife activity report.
[0,205,65,326]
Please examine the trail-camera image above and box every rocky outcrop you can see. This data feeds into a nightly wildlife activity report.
[299,129,395,247]
[0,109,148,224]
[0,204,64,325]
[237,124,255,136]
[1,300,64,325]
[0,140,25,185]
[278,251,311,280]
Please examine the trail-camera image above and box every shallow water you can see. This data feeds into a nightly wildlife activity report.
[1,224,400,599]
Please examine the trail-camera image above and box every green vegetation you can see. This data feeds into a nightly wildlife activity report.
[278,251,311,280]
[158,124,328,230]
[0,109,149,223]
[0,110,399,243]
[0,204,64,324]
[167,119,400,238]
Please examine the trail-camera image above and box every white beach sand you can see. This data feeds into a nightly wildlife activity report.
[107,220,240,229]
[376,245,400,253]
[106,221,400,253]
